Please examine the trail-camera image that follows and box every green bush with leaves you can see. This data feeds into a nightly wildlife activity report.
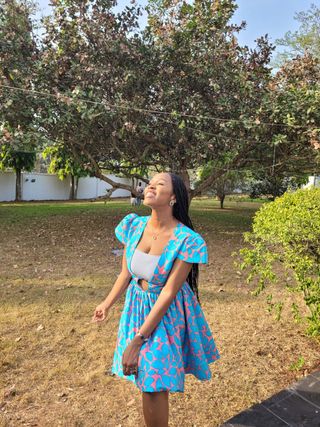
[233,187,320,337]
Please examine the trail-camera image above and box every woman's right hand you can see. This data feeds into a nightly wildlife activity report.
[92,303,109,323]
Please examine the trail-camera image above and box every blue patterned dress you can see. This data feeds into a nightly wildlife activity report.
[111,213,220,392]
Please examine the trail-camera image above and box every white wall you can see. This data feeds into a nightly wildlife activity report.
[0,172,131,202]
[22,172,70,201]
[302,176,320,189]
[0,172,16,202]
[76,175,130,199]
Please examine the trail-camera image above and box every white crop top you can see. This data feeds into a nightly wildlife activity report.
[131,248,160,281]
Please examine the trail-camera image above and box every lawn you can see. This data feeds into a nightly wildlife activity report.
[1,198,319,427]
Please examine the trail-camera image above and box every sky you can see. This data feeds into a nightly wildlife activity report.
[36,0,319,56]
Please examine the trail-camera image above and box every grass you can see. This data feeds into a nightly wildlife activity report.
[0,197,319,427]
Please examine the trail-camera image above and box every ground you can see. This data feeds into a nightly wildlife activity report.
[0,198,319,427]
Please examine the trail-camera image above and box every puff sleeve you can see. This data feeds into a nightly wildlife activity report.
[176,234,208,264]
[114,213,139,245]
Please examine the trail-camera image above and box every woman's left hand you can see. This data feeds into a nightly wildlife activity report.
[122,336,143,376]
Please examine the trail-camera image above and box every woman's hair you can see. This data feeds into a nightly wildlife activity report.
[168,172,201,303]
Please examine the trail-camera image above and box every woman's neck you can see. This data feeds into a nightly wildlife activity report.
[148,210,178,230]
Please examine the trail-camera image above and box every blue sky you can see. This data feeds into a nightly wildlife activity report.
[36,0,319,55]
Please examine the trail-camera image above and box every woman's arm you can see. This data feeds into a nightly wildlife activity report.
[100,246,132,310]
[138,258,192,338]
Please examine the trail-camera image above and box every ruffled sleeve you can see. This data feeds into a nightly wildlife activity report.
[114,213,139,245]
[176,234,208,264]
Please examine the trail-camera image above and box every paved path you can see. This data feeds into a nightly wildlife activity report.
[220,370,320,426]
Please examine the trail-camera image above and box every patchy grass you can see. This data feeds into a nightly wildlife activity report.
[0,198,319,427]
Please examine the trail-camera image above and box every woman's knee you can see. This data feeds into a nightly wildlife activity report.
[142,391,168,401]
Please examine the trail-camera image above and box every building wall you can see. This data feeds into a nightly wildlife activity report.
[0,172,131,202]
[302,176,320,189]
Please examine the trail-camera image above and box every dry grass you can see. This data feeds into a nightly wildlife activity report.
[0,198,319,427]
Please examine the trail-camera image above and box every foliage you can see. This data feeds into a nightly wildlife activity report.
[0,0,40,148]
[197,160,250,208]
[0,145,36,172]
[1,0,319,200]
[42,143,90,180]
[274,3,320,65]
[248,174,308,200]
[0,144,36,201]
[37,0,280,195]
[233,187,320,336]
[38,0,148,192]
[254,53,320,181]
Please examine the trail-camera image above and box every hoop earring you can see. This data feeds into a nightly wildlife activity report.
[169,200,175,206]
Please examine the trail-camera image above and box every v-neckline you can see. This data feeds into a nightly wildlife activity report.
[130,215,182,277]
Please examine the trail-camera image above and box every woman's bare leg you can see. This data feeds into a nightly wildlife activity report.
[142,391,169,427]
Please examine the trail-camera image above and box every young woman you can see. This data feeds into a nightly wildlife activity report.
[92,172,220,427]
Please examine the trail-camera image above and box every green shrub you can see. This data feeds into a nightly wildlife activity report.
[233,187,320,336]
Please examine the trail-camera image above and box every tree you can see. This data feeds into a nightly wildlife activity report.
[274,3,320,65]
[38,0,149,196]
[42,143,92,199]
[260,53,320,179]
[197,161,249,208]
[248,174,308,200]
[38,0,278,199]
[0,145,36,200]
[32,0,318,201]
[0,0,39,200]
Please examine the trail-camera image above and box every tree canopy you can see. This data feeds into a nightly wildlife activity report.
[0,0,319,198]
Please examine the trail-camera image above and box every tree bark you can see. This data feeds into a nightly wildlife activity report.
[74,176,79,199]
[15,168,22,202]
[69,175,75,200]
[69,175,80,200]
[219,194,225,209]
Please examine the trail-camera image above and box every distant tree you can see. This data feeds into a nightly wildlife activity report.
[0,145,36,200]
[253,53,320,182]
[42,143,93,200]
[197,161,249,208]
[274,3,320,65]
[248,174,308,200]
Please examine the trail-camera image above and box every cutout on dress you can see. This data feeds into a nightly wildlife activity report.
[137,278,149,291]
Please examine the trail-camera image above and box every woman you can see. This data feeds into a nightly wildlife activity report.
[92,172,220,427]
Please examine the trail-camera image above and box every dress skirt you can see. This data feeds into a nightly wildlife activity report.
[111,276,220,392]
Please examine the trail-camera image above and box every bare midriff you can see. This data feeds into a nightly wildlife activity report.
[137,278,149,291]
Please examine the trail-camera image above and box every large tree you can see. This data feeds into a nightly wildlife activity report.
[38,0,150,196]
[5,0,316,201]
[37,0,279,199]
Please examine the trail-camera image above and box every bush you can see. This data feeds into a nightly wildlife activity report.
[233,187,320,337]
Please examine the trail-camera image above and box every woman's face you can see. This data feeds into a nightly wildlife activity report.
[143,173,176,207]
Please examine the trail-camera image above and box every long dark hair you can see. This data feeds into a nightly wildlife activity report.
[168,172,201,304]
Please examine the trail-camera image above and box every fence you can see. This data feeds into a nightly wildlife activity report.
[0,172,132,202]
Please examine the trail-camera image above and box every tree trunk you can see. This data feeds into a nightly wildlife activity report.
[74,176,79,199]
[15,168,22,201]
[219,194,225,209]
[69,175,75,200]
